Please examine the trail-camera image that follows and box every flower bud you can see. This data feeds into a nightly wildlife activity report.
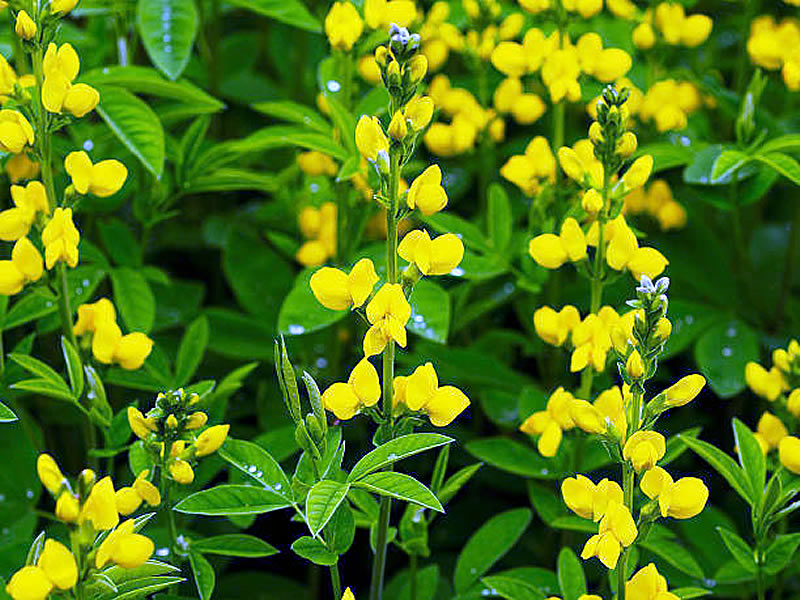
[407,54,428,84]
[15,11,36,40]
[779,436,800,474]
[622,155,654,190]
[582,189,603,214]
[788,389,800,417]
[654,317,672,340]
[37,454,65,495]
[632,23,656,49]
[589,122,603,144]
[557,147,585,183]
[194,424,230,457]
[663,374,705,407]
[186,411,208,429]
[388,111,408,140]
[166,414,178,429]
[404,96,434,130]
[617,132,638,157]
[626,349,645,379]
[169,459,195,484]
[55,491,80,523]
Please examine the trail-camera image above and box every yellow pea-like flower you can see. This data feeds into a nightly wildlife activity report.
[594,386,626,439]
[626,349,645,379]
[779,436,800,474]
[195,424,230,457]
[520,387,576,457]
[493,77,522,113]
[51,0,80,13]
[626,563,673,600]
[186,411,208,429]
[169,458,195,484]
[581,502,637,569]
[322,358,381,420]
[562,475,623,521]
[95,519,154,569]
[593,49,632,82]
[528,233,567,269]
[787,389,800,417]
[401,362,470,426]
[41,207,79,269]
[404,96,435,130]
[623,431,666,472]
[641,466,708,519]
[387,111,408,141]
[632,23,656,49]
[41,43,99,118]
[557,147,586,183]
[0,181,49,241]
[745,362,786,401]
[560,218,587,262]
[5,566,53,600]
[113,332,154,370]
[363,283,412,356]
[570,399,606,434]
[55,491,79,523]
[37,540,77,591]
[37,453,65,495]
[73,297,116,336]
[490,42,528,78]
[662,374,705,407]
[398,229,464,276]
[0,109,35,154]
[680,14,712,47]
[310,258,380,311]
[355,115,388,164]
[324,2,363,50]
[756,411,788,451]
[116,470,161,515]
[0,237,44,295]
[511,94,546,125]
[64,151,128,197]
[621,155,654,191]
[533,305,580,346]
[6,154,41,184]
[364,0,416,29]
[297,151,338,177]
[15,10,36,40]
[127,406,156,440]
[581,189,603,214]
[406,164,448,216]
[79,476,119,531]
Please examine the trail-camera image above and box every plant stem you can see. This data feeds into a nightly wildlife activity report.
[329,564,342,600]
[369,149,402,600]
[159,452,179,554]
[409,554,418,600]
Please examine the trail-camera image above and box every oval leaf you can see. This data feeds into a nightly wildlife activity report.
[137,0,199,80]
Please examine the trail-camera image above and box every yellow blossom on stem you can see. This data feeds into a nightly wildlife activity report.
[363,283,412,356]
[0,110,35,154]
[78,476,119,531]
[310,258,380,310]
[64,151,128,197]
[322,358,381,420]
[640,466,708,519]
[626,563,680,600]
[581,502,637,569]
[400,362,470,426]
[755,411,788,452]
[398,229,464,275]
[195,424,230,457]
[169,458,194,484]
[745,361,787,401]
[562,474,623,521]
[15,10,36,40]
[533,305,580,346]
[324,2,364,50]
[0,181,49,241]
[355,115,389,164]
[406,164,448,215]
[115,470,161,516]
[37,453,65,495]
[520,387,576,457]
[623,430,666,472]
[662,374,705,407]
[0,237,44,295]
[95,519,154,569]
[779,436,800,474]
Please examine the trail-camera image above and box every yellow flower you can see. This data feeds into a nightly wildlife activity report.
[364,283,412,356]
[324,2,364,50]
[15,10,36,40]
[406,164,448,215]
[36,540,77,590]
[541,48,581,103]
[398,229,464,275]
[127,406,157,440]
[0,110,35,154]
[401,362,470,426]
[562,475,623,521]
[681,14,713,47]
[186,411,208,429]
[745,362,787,401]
[595,386,626,438]
[0,237,44,296]
[342,588,356,600]
[570,399,606,434]
[297,151,338,177]
[95,519,154,569]
[41,43,99,117]
[533,305,580,346]
[500,136,556,196]
[364,0,416,29]
[779,436,800,474]
[64,151,127,197]
[169,458,195,484]
[570,308,619,372]
[355,115,389,165]
[322,358,381,420]
[41,207,79,270]
[626,563,678,600]
[404,96,435,130]
[51,0,80,13]
[605,216,668,280]
[5,566,52,600]
[115,470,161,516]
[0,181,49,241]
[37,453,65,495]
[6,154,41,184]
[788,388,800,417]
[632,23,656,49]
[310,258,379,311]
[55,491,79,522]
[626,349,645,379]
[490,42,528,78]
[621,155,654,191]
[756,411,788,451]
[623,430,666,472]
[662,374,705,407]
[520,387,576,457]
[528,218,587,269]
[640,466,708,519]
[195,424,230,457]
[581,502,637,569]
[89,317,154,370]
[79,476,119,531]
[388,111,408,140]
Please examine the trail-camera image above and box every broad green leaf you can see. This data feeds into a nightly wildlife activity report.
[639,537,705,579]
[636,141,697,173]
[325,503,355,554]
[759,134,800,154]
[228,0,321,32]
[84,365,112,428]
[111,267,156,333]
[83,66,223,112]
[95,85,166,177]
[204,308,274,360]
[711,150,750,183]
[190,534,278,558]
[61,337,84,398]
[348,433,453,481]
[763,533,800,575]
[174,316,209,386]
[385,565,440,600]
[218,438,292,500]
[684,144,756,185]
[278,269,347,336]
[354,472,443,512]
[694,320,759,398]
[0,402,16,422]
[557,548,586,600]
[306,480,350,536]
[753,152,800,186]
[465,437,559,479]
[716,527,756,573]
[487,183,512,252]
[174,485,292,516]
[8,353,70,390]
[670,588,711,599]
[11,379,75,403]
[92,576,184,600]
[680,434,752,504]
[137,0,198,80]
[97,219,142,267]
[481,575,546,600]
[732,418,765,502]
[407,279,450,344]
[454,508,532,592]
[291,536,338,566]
[251,100,331,134]
[188,551,215,600]
[182,169,278,194]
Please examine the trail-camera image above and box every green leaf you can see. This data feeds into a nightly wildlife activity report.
[174,316,209,386]
[481,575,546,600]
[680,434,752,504]
[407,279,450,344]
[423,212,490,253]
[639,537,705,579]
[759,134,800,154]
[174,485,293,516]
[95,85,166,177]
[637,141,697,173]
[716,527,756,573]
[306,480,350,536]
[732,418,765,503]
[325,503,355,554]
[453,508,532,592]
[188,551,215,600]
[354,472,443,512]
[557,548,586,600]
[136,0,198,80]
[465,437,559,479]
[182,169,278,194]
[190,534,278,558]
[763,533,800,575]
[61,337,84,398]
[278,269,348,336]
[710,150,750,183]
[439,462,482,505]
[753,152,800,186]
[0,402,16,422]
[487,183,512,253]
[84,365,112,427]
[218,438,292,500]
[348,433,453,481]
[694,319,759,398]
[8,353,70,390]
[227,0,321,32]
[291,536,338,566]
[204,308,274,359]
[250,100,331,134]
[670,588,711,599]
[111,267,156,333]
[97,219,142,267]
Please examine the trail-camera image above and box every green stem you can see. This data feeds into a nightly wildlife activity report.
[159,452,178,553]
[369,148,402,600]
[409,554,418,600]
[329,564,342,600]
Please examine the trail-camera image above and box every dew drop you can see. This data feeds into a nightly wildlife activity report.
[722,346,733,357]
[327,80,341,92]
[316,357,328,369]
[82,139,94,152]
[289,324,305,335]
[450,267,465,276]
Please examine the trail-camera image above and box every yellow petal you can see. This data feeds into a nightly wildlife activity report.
[310,267,351,310]
[426,385,470,426]
[347,258,379,308]
[405,362,439,410]
[80,476,119,530]
[64,151,92,194]
[428,233,464,275]
[322,381,361,420]
[349,358,381,407]
[12,237,43,283]
[92,321,122,364]
[0,260,24,295]
[89,160,128,197]
[5,566,53,600]
[63,83,99,118]
[195,424,230,457]
[114,333,153,370]
[115,487,143,516]
[111,533,154,569]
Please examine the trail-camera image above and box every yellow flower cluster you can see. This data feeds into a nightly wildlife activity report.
[638,79,704,132]
[6,540,78,600]
[500,136,555,196]
[73,297,154,370]
[623,179,687,231]
[748,16,800,89]
[41,43,99,118]
[296,202,337,266]
[632,3,713,50]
